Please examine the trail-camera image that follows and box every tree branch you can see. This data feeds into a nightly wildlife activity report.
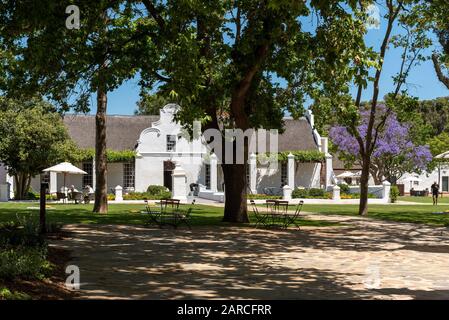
[141,0,166,30]
[432,53,449,90]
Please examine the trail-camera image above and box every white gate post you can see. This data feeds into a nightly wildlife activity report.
[283,185,292,201]
[333,185,341,200]
[172,163,187,201]
[287,153,295,189]
[210,153,218,192]
[382,181,391,203]
[249,153,257,194]
[115,185,123,202]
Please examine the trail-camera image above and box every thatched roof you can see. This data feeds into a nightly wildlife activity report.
[63,114,319,152]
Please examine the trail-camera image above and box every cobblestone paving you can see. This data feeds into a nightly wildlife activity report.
[55,214,449,299]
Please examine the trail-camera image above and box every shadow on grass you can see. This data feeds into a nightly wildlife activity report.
[0,202,336,228]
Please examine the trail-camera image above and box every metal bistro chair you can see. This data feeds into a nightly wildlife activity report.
[158,199,181,228]
[250,200,268,228]
[265,200,279,227]
[56,192,67,203]
[274,200,289,229]
[284,200,304,230]
[71,192,84,204]
[173,199,196,229]
[143,200,162,226]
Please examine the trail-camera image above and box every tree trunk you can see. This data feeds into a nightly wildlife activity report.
[359,154,370,216]
[14,172,31,200]
[222,163,249,223]
[93,82,108,214]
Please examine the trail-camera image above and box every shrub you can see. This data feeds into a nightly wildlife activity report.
[0,217,44,248]
[147,185,169,195]
[292,188,330,199]
[340,193,377,199]
[0,287,31,300]
[390,185,400,203]
[308,188,325,197]
[292,188,308,199]
[123,191,171,201]
[46,194,57,201]
[0,246,52,280]
[107,194,116,201]
[338,184,350,194]
[247,194,282,200]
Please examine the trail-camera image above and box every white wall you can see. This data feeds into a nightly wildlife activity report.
[399,168,442,194]
[0,164,6,184]
[108,163,123,191]
[255,162,321,194]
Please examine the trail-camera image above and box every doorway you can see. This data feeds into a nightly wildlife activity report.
[163,161,176,191]
[443,176,448,192]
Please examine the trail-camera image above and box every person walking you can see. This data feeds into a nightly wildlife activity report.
[431,181,440,205]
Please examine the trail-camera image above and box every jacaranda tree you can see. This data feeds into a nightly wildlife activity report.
[330,105,433,185]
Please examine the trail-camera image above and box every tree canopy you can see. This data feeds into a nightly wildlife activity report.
[0,98,79,199]
[330,105,432,184]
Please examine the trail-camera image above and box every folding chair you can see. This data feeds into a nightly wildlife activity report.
[143,200,162,226]
[284,200,304,230]
[174,199,196,229]
[250,200,268,228]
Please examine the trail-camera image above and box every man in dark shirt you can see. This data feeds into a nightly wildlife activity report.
[431,182,440,205]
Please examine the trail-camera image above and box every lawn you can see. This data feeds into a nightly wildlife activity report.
[398,196,449,204]
[1,202,449,228]
[0,202,337,228]
[302,203,449,226]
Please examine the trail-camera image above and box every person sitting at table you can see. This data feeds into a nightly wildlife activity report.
[69,185,79,193]
[83,185,94,195]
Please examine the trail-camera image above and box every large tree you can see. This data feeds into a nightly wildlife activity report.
[426,0,449,89]
[0,98,79,199]
[135,90,172,115]
[0,1,154,213]
[319,0,430,215]
[137,0,372,222]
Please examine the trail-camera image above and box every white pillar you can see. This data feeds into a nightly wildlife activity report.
[283,185,292,201]
[49,172,57,194]
[287,153,295,189]
[333,185,341,200]
[92,158,96,190]
[6,173,14,199]
[249,153,257,194]
[115,185,123,202]
[325,154,333,189]
[320,137,333,190]
[210,153,218,192]
[172,163,187,201]
[382,181,391,203]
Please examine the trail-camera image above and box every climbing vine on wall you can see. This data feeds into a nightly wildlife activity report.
[257,150,325,164]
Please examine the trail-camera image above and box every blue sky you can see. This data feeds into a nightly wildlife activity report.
[100,9,448,116]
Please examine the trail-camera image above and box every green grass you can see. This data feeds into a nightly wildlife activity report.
[398,196,449,204]
[302,204,449,226]
[0,202,337,228]
[2,202,448,228]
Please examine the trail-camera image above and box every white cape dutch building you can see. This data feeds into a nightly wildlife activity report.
[0,104,335,201]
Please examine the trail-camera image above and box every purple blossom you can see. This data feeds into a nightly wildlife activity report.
[329,106,432,175]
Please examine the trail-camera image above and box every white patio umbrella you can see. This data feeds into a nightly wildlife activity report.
[336,171,355,178]
[43,162,87,194]
[435,151,449,159]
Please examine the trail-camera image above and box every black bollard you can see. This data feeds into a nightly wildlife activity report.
[40,182,49,235]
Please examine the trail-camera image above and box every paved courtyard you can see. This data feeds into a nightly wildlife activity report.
[55,214,449,300]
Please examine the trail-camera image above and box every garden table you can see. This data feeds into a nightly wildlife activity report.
[144,199,195,229]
